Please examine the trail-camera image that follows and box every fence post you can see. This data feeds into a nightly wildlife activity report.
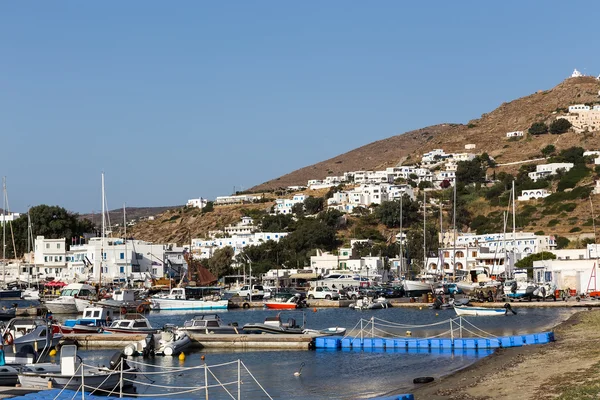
[371,317,374,338]
[238,359,241,400]
[459,317,463,338]
[360,319,364,344]
[205,364,209,400]
[450,318,454,342]
[81,362,85,400]
[119,358,124,398]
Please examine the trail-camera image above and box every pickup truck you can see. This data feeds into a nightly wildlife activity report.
[307,287,340,300]
[237,285,264,300]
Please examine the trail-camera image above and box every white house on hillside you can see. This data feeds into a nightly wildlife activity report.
[187,198,208,208]
[506,131,524,138]
[274,194,306,214]
[518,189,551,201]
[528,163,574,182]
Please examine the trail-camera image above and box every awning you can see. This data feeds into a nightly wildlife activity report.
[289,273,320,280]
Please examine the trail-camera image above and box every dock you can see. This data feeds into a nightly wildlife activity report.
[63,333,314,350]
[229,298,352,308]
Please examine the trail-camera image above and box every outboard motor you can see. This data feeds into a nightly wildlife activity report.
[510,281,517,294]
[504,303,517,315]
[109,351,130,370]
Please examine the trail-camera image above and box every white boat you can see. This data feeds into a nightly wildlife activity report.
[402,280,436,296]
[314,273,374,289]
[454,304,515,316]
[303,327,347,336]
[104,313,157,334]
[150,287,229,311]
[44,283,97,314]
[21,288,40,300]
[349,297,391,310]
[124,326,192,357]
[18,345,137,393]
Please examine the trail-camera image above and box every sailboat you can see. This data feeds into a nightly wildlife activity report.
[0,177,22,299]
[21,210,40,300]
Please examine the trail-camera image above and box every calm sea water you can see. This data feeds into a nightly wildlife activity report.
[39,306,576,400]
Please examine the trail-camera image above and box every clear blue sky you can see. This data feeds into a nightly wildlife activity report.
[1,1,598,214]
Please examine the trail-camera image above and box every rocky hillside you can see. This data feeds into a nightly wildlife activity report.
[251,76,600,191]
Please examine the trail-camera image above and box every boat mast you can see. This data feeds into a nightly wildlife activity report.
[590,197,600,281]
[2,177,5,286]
[511,180,516,280]
[101,173,105,287]
[27,208,32,288]
[452,180,457,282]
[124,202,127,286]
[439,195,444,280]
[399,194,403,278]
[423,190,426,276]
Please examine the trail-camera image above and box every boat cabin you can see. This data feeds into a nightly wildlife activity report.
[161,287,222,301]
[58,283,97,299]
[264,312,304,329]
[112,289,136,302]
[184,314,224,329]
[108,314,153,330]
[64,307,114,328]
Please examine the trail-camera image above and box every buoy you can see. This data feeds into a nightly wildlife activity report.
[49,349,57,357]
[313,308,317,312]
[179,353,186,361]
[294,362,305,377]
[419,307,422,310]
[435,313,439,316]
[406,331,412,337]
[200,355,205,361]
[47,380,53,389]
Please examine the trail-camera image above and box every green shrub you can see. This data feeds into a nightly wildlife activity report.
[583,218,594,226]
[544,186,593,204]
[549,119,572,134]
[569,227,582,233]
[547,219,559,227]
[529,122,548,135]
[558,203,577,212]
[534,230,545,235]
[556,236,570,249]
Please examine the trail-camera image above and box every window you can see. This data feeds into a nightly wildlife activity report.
[57,243,61,249]
[46,243,50,249]
[120,253,125,260]
[152,268,157,275]
[44,256,48,262]
[120,267,125,273]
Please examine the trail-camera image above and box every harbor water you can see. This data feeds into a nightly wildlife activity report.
[54,306,575,399]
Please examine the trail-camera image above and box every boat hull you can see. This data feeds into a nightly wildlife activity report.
[45,300,78,314]
[0,290,22,299]
[454,306,507,316]
[242,324,304,335]
[18,368,137,392]
[402,280,434,296]
[264,302,298,310]
[150,298,229,311]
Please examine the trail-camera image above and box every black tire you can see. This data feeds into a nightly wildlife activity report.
[325,295,332,300]
[413,376,434,384]
[242,303,250,309]
[351,295,357,300]
[308,295,314,299]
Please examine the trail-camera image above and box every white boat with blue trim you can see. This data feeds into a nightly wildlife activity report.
[150,287,229,311]
[454,303,515,316]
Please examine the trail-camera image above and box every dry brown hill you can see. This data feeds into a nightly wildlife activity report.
[251,76,600,191]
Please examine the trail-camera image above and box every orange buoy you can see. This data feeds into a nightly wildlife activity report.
[313,308,317,312]
[201,355,205,361]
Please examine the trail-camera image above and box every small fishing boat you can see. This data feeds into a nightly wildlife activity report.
[303,327,347,336]
[2,317,62,362]
[96,288,150,314]
[243,312,306,334]
[349,297,391,310]
[124,326,192,357]
[103,313,157,334]
[150,287,229,311]
[454,303,516,317]
[59,307,115,334]
[264,294,305,310]
[18,346,137,393]
[180,314,241,334]
[0,304,17,320]
[44,283,97,314]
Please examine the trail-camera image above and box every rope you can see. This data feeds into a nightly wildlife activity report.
[206,364,236,400]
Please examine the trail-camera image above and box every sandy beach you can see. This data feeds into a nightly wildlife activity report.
[404,309,600,400]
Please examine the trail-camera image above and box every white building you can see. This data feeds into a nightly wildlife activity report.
[274,194,306,214]
[465,144,476,150]
[528,163,574,182]
[33,236,67,281]
[191,231,289,259]
[532,258,598,294]
[353,171,394,184]
[559,105,600,133]
[518,189,551,201]
[584,151,600,165]
[0,213,20,225]
[186,198,208,208]
[214,195,261,205]
[506,131,524,138]
[67,238,165,284]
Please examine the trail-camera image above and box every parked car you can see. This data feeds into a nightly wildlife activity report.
[376,286,404,298]
[307,287,340,300]
[345,287,362,300]
[434,283,462,296]
[237,285,264,300]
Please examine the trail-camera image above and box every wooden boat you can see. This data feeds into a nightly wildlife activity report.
[18,346,137,393]
[104,313,157,334]
[59,307,115,334]
[454,303,516,316]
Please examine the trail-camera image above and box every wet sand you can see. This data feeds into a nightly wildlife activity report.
[405,309,600,399]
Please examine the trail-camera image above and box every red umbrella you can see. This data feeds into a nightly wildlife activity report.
[45,281,57,287]
[54,281,67,287]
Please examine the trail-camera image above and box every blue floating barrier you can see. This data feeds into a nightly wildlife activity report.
[453,339,465,349]
[500,337,511,347]
[385,338,396,348]
[395,339,408,348]
[325,337,340,348]
[512,336,524,346]
[373,338,385,348]
[341,338,353,348]
[464,339,477,349]
[441,338,453,348]
[315,337,326,348]
[407,339,418,348]
[369,394,414,400]
[476,339,488,349]
[430,338,442,349]
[524,334,538,345]
[417,339,430,348]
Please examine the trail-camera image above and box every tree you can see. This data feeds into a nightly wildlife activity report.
[456,157,486,185]
[201,202,214,213]
[207,246,234,279]
[515,251,556,277]
[291,203,304,217]
[418,181,433,190]
[260,214,294,232]
[440,180,451,189]
[541,144,556,157]
[405,223,439,273]
[303,196,324,215]
[549,119,572,134]
[374,197,420,228]
[528,122,548,135]
[555,236,570,249]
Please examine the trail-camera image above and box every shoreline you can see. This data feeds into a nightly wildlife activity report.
[401,309,600,399]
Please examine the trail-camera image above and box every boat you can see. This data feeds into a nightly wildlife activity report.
[0,304,17,320]
[180,314,241,334]
[150,287,229,311]
[59,307,115,334]
[264,293,306,310]
[1,317,62,362]
[349,297,391,310]
[44,283,97,314]
[303,327,347,336]
[313,273,374,289]
[243,312,306,334]
[124,326,192,357]
[402,279,436,297]
[103,313,157,334]
[18,345,137,393]
[454,303,516,316]
[96,288,150,314]
[21,288,40,300]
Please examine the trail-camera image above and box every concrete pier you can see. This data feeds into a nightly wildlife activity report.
[63,333,314,350]
[228,298,352,308]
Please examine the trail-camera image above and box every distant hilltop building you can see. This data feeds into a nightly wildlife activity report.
[571,68,583,78]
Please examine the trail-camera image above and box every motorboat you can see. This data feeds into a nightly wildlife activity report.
[264,293,306,310]
[243,312,306,334]
[44,283,97,314]
[18,345,137,393]
[150,287,229,311]
[303,327,347,336]
[124,326,192,357]
[59,307,115,334]
[349,297,391,310]
[0,289,22,300]
[402,279,437,297]
[0,304,17,321]
[454,303,516,317]
[96,288,150,314]
[1,317,62,362]
[0,365,21,386]
[104,313,157,334]
[21,288,40,301]
[180,314,241,335]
